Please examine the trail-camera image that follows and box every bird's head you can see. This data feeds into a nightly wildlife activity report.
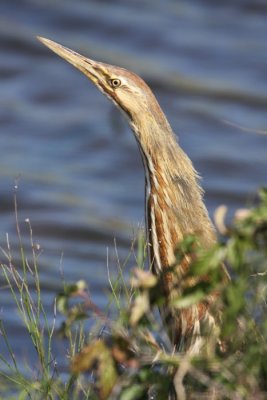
[37,37,170,144]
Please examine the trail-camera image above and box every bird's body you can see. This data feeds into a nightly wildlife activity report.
[38,37,226,354]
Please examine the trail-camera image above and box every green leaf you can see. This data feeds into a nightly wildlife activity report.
[56,294,68,315]
[120,384,146,400]
[171,289,205,308]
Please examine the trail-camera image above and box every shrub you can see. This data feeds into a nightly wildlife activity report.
[1,188,267,399]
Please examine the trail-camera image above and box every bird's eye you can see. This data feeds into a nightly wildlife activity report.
[109,78,121,88]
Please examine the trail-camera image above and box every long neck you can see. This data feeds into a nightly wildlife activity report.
[132,112,216,275]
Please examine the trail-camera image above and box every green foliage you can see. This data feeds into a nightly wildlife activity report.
[0,188,267,399]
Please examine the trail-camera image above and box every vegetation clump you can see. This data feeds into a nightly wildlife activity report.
[1,188,267,399]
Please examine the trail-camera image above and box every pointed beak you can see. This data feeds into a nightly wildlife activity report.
[37,36,103,85]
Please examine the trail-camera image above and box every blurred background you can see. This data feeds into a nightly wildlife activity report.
[0,0,267,371]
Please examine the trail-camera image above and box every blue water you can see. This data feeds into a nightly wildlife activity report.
[0,0,266,372]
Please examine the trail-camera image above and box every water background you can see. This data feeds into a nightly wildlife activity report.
[0,0,267,373]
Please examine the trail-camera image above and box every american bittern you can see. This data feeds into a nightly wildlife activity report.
[38,37,228,354]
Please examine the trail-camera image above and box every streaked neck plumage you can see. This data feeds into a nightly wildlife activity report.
[128,99,216,276]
